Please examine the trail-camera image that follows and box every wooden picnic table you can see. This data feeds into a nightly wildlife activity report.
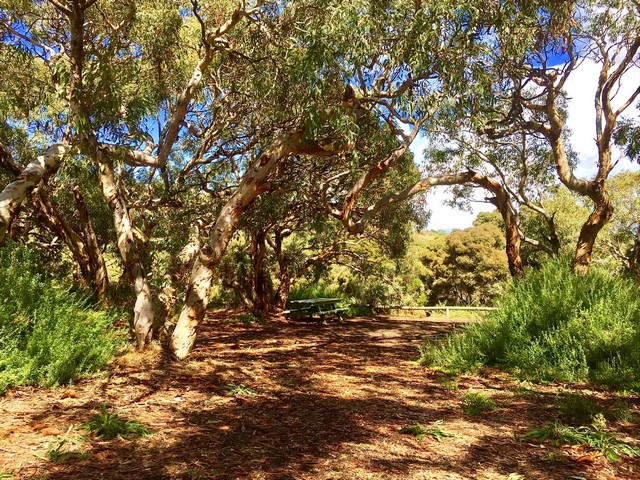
[284,297,348,320]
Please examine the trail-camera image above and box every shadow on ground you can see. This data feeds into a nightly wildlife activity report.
[2,314,638,479]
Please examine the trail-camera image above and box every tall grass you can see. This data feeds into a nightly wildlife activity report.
[421,259,640,391]
[0,242,120,394]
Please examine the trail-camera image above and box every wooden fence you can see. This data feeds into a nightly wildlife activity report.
[373,305,497,320]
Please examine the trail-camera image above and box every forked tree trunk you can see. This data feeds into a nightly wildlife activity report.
[31,184,109,299]
[96,151,155,348]
[0,144,108,298]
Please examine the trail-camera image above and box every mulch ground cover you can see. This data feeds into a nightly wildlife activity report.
[0,312,638,479]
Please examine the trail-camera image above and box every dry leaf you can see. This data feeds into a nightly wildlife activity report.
[576,452,598,464]
[61,389,79,399]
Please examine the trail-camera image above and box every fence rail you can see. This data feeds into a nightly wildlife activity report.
[374,305,497,320]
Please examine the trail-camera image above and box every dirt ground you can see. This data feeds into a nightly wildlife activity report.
[0,313,638,480]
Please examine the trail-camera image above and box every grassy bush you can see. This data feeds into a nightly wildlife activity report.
[421,259,640,391]
[83,404,150,439]
[399,421,456,442]
[461,392,496,415]
[557,393,604,423]
[522,415,640,462]
[0,243,120,393]
[288,281,343,301]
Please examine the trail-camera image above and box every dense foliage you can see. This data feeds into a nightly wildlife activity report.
[0,242,120,393]
[0,0,638,360]
[421,259,640,391]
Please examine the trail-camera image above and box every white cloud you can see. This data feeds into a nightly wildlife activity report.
[409,136,496,231]
[564,58,640,178]
[423,187,496,231]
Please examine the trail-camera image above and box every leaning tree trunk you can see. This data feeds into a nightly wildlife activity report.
[74,187,109,299]
[572,186,614,276]
[169,128,334,359]
[97,151,155,348]
[0,144,69,242]
[169,186,271,359]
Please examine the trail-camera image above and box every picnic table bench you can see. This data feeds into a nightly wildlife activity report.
[283,297,348,321]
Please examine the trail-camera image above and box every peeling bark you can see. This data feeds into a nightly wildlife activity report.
[97,151,154,348]
[170,131,299,358]
[0,144,108,298]
[0,144,69,242]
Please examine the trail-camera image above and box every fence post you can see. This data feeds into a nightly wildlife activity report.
[446,307,449,320]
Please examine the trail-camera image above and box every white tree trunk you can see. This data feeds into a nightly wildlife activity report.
[0,144,68,241]
[96,151,155,348]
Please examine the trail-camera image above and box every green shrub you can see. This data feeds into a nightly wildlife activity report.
[610,399,635,423]
[225,382,257,397]
[0,242,120,393]
[399,420,456,441]
[288,282,343,301]
[558,393,604,423]
[83,404,150,439]
[42,426,87,462]
[461,392,496,415]
[522,415,640,462]
[421,259,640,391]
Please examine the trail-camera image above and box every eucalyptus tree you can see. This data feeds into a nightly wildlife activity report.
[303,1,575,266]
[0,119,109,297]
[170,0,584,357]
[166,0,492,356]
[423,127,567,277]
[227,137,424,317]
[2,0,608,360]
[604,170,640,275]
[1,0,285,348]
[480,0,640,274]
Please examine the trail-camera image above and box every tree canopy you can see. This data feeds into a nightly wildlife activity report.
[1,0,639,357]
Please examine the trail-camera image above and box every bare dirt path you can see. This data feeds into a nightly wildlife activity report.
[1,313,638,479]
